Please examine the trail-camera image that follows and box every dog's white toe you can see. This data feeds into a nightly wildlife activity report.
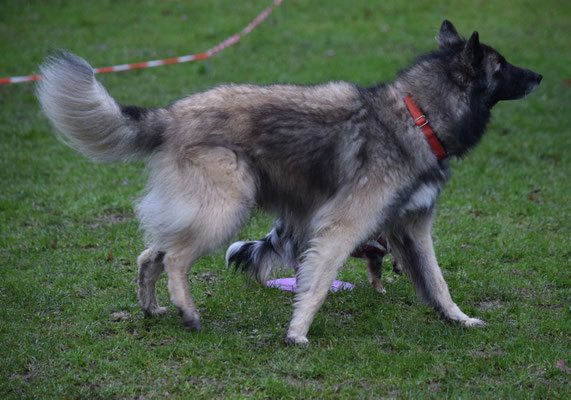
[464,317,487,327]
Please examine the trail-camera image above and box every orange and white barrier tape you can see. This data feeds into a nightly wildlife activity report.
[0,0,283,85]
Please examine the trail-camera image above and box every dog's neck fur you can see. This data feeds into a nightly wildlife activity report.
[392,55,492,158]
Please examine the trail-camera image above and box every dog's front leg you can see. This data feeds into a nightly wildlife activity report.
[284,232,357,345]
[388,212,486,327]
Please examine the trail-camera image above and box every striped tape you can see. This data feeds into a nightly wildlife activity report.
[0,0,282,85]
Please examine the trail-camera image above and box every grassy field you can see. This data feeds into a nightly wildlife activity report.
[1,0,569,398]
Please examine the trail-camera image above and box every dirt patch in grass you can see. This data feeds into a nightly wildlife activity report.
[477,300,504,311]
[90,212,131,228]
[470,347,506,359]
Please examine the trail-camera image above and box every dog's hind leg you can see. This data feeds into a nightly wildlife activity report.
[388,212,486,327]
[158,206,252,330]
[138,146,256,330]
[137,248,167,316]
[163,249,202,330]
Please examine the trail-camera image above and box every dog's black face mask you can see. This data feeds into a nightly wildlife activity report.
[437,20,542,108]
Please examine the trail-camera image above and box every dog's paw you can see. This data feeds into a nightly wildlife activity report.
[375,286,387,294]
[284,334,309,346]
[143,306,168,317]
[463,317,487,327]
[154,306,169,315]
[180,312,202,331]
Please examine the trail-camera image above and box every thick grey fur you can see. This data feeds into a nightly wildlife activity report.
[37,21,541,344]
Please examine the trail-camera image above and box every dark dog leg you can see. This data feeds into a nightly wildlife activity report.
[388,212,485,327]
[364,253,385,293]
[352,237,389,293]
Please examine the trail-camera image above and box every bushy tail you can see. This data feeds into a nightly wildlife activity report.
[36,50,167,162]
[226,228,285,284]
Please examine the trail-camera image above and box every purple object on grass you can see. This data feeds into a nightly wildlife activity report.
[266,278,354,292]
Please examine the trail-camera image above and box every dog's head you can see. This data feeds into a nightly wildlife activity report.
[437,20,542,108]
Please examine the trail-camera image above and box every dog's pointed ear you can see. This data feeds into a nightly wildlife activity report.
[438,20,461,48]
[463,31,483,67]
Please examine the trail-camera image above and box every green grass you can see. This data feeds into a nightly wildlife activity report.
[1,0,570,398]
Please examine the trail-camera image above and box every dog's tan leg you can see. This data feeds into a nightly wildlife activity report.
[284,227,362,345]
[163,250,202,330]
[388,212,485,327]
[137,248,167,316]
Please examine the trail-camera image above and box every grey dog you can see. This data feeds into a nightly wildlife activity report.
[37,20,541,344]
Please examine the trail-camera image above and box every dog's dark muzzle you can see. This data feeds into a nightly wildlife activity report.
[523,69,543,95]
[495,65,542,104]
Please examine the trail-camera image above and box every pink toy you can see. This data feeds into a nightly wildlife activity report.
[266,278,354,293]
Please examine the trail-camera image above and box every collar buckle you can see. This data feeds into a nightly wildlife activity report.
[414,114,429,128]
[404,94,448,161]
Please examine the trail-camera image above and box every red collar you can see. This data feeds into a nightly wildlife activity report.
[404,94,447,160]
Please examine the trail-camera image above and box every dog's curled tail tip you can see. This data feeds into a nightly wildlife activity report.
[37,51,96,106]
[40,49,94,79]
[36,50,165,162]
